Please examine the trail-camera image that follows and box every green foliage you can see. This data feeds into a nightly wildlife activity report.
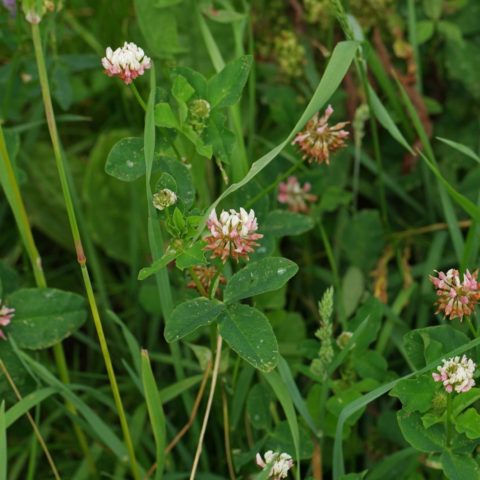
[218,304,279,372]
[223,257,298,304]
[8,288,87,350]
[2,1,480,478]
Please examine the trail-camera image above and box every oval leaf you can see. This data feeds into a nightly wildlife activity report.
[165,298,225,342]
[218,304,278,372]
[224,257,298,304]
[8,288,87,350]
[105,137,146,182]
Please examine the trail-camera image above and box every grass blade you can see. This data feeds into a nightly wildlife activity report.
[436,137,480,163]
[0,401,6,480]
[263,370,301,480]
[141,350,166,480]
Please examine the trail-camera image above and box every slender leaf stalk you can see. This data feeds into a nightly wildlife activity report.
[190,334,223,480]
[30,23,139,480]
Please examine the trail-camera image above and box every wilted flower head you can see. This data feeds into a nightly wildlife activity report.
[0,301,14,341]
[256,451,294,479]
[101,42,151,85]
[204,208,263,263]
[429,269,480,321]
[432,355,476,394]
[188,99,211,134]
[278,176,317,212]
[153,189,177,211]
[292,105,349,165]
[187,265,226,296]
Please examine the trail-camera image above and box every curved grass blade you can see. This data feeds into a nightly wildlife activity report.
[194,40,359,240]
[436,137,480,163]
[20,351,133,468]
[263,370,301,480]
[277,357,320,437]
[141,350,166,480]
[5,387,57,428]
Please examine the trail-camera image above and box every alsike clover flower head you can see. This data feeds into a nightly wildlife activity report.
[204,208,263,263]
[101,42,151,85]
[278,176,317,212]
[292,104,349,165]
[432,355,476,394]
[429,268,480,321]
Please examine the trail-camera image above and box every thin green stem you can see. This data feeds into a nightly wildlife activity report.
[0,125,97,475]
[130,82,147,111]
[30,23,139,480]
[190,333,223,480]
[318,220,346,328]
[445,394,453,447]
[189,267,208,297]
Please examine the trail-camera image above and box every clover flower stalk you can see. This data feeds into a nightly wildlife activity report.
[204,208,263,263]
[187,265,226,296]
[101,42,151,85]
[256,451,294,479]
[292,105,349,165]
[432,355,476,394]
[278,176,317,212]
[429,269,480,321]
[0,301,14,340]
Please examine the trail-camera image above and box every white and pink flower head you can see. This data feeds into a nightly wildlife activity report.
[204,208,263,263]
[433,355,476,394]
[0,300,14,341]
[429,268,480,321]
[101,42,151,85]
[278,176,317,212]
[256,451,294,479]
[292,104,349,165]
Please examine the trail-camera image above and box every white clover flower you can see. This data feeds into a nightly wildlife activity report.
[101,42,151,85]
[432,355,476,393]
[256,451,294,479]
[152,189,177,211]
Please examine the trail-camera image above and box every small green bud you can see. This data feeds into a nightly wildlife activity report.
[188,99,211,134]
[336,331,353,350]
[153,189,177,211]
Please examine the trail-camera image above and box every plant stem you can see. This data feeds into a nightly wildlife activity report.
[190,334,223,480]
[130,82,147,111]
[445,394,453,447]
[222,384,237,480]
[30,23,140,480]
[0,125,97,475]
